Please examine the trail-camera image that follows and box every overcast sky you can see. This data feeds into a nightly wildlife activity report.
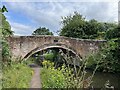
[2,0,119,36]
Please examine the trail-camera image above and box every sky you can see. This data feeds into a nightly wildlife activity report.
[1,0,119,36]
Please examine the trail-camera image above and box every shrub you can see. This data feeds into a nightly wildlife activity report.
[86,40,120,72]
[44,53,55,61]
[41,60,66,88]
[2,40,11,64]
[41,57,97,88]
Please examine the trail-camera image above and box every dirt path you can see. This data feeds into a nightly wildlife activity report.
[30,67,42,88]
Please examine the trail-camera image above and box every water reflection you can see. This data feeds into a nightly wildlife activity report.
[86,70,120,88]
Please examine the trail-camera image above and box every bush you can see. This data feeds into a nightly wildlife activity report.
[44,53,55,61]
[40,60,66,88]
[100,40,120,72]
[2,40,11,64]
[86,54,98,69]
[86,40,120,72]
[40,59,97,88]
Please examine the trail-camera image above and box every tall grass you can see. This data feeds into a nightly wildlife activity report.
[2,61,33,88]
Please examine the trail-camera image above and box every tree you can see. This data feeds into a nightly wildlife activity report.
[2,5,8,12]
[32,27,53,35]
[59,12,86,38]
[87,25,120,72]
[105,26,120,40]
[59,12,117,39]
[84,19,100,39]
[0,5,13,38]
[0,6,13,63]
[95,22,117,39]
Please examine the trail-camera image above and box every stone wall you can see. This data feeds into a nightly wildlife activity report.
[7,35,106,60]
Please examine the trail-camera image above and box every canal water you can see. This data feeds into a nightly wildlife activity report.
[86,70,120,88]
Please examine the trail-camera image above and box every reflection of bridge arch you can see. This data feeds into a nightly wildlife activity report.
[24,43,81,60]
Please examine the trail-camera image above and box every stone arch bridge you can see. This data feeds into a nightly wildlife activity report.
[7,35,106,60]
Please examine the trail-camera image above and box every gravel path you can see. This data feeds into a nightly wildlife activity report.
[30,66,42,88]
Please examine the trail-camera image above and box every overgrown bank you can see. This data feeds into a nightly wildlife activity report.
[2,61,33,88]
[86,39,120,73]
[40,59,98,88]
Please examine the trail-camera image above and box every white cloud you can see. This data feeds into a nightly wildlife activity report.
[4,1,118,35]
[80,2,118,22]
[6,2,118,22]
[10,22,36,35]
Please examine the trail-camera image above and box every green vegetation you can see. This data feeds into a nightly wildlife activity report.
[44,53,55,61]
[1,7,33,88]
[59,11,117,40]
[105,26,120,40]
[44,50,58,61]
[0,6,13,63]
[86,39,120,72]
[40,53,98,88]
[1,5,119,88]
[59,12,120,73]
[32,27,53,35]
[1,5,34,86]
[86,25,120,73]
[2,40,11,64]
[0,5,13,38]
[40,61,66,88]
[2,61,33,88]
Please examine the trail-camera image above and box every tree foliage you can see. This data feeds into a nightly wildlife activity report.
[60,12,120,72]
[98,40,120,72]
[59,12,117,39]
[2,5,8,13]
[32,27,53,35]
[105,26,120,40]
[0,6,13,38]
[87,25,120,72]
[60,12,86,38]
[0,6,13,63]
[104,26,120,72]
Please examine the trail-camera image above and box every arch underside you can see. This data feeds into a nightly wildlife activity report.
[23,43,82,60]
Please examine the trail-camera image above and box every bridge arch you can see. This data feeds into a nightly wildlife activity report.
[23,43,81,60]
[7,36,106,61]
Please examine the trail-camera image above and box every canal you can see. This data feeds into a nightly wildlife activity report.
[86,70,120,88]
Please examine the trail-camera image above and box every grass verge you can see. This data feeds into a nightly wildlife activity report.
[2,62,33,88]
